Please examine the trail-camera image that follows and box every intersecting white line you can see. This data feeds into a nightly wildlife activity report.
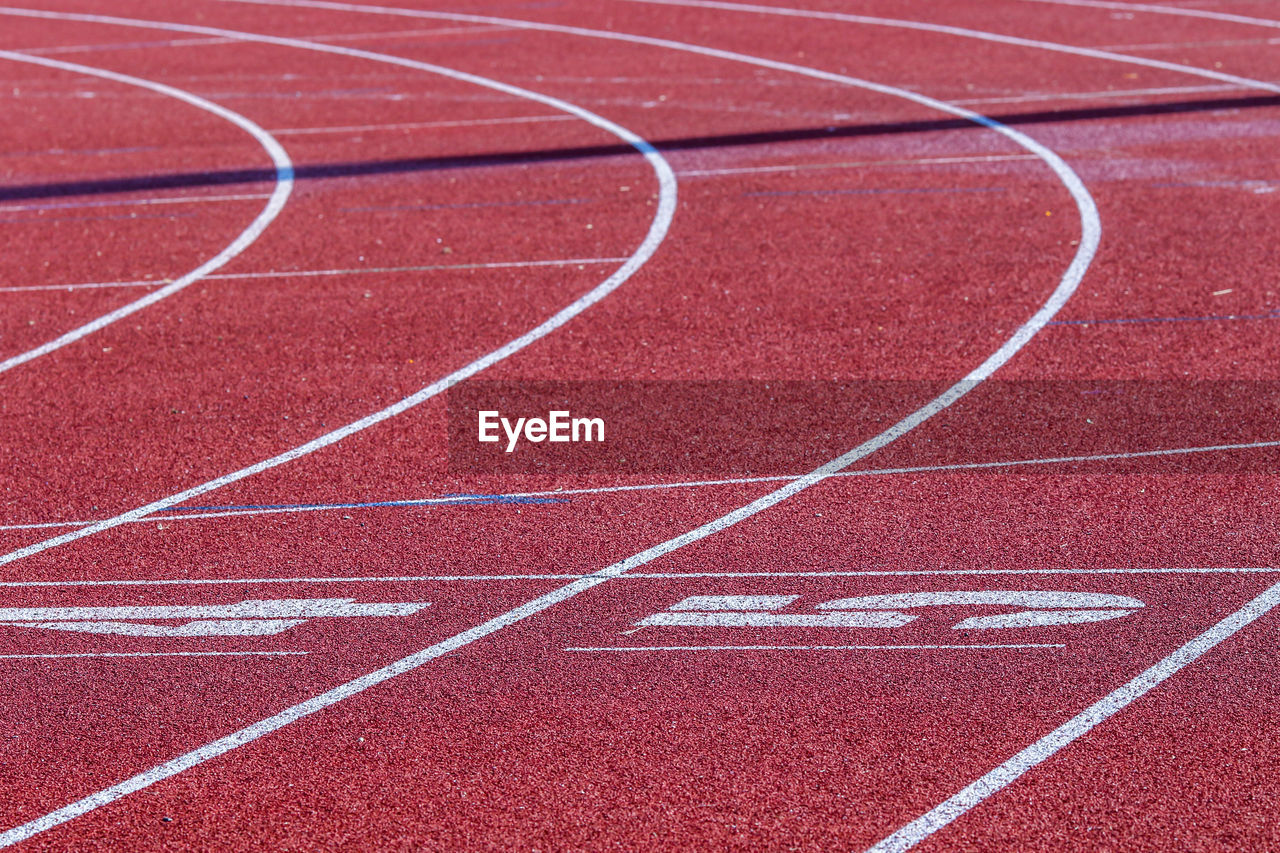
[0,257,628,293]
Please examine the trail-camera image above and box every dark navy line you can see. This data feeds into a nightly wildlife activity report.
[159,494,566,513]
[1050,310,1280,326]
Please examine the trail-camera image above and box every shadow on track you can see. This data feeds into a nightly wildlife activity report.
[5,91,1280,202]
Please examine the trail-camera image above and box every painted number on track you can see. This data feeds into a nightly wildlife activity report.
[637,591,1144,630]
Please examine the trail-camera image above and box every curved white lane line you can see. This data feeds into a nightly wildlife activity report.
[0,7,678,573]
[0,50,294,374]
[215,0,1100,378]
[1022,0,1280,30]
[0,4,1100,847]
[585,1,1280,850]
[621,0,1280,95]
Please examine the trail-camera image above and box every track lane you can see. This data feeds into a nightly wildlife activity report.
[0,6,678,573]
[0,3,1104,846]
[0,48,293,374]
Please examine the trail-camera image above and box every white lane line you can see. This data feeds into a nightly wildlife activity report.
[676,154,1039,177]
[0,650,306,659]
[1094,36,1280,51]
[0,193,270,214]
[1021,0,1280,31]
[866,580,1280,852]
[952,83,1244,105]
[2,437,1269,531]
[630,567,1280,577]
[0,567,1275,590]
[582,4,1280,848]
[0,575,584,588]
[270,114,575,134]
[623,0,1280,96]
[0,8,677,579]
[0,257,629,293]
[0,5,1099,844]
[0,52,293,375]
[11,25,510,57]
[565,644,1066,651]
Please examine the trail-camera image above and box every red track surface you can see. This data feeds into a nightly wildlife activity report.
[1,0,1278,849]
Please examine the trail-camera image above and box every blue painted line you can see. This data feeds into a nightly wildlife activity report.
[746,187,1005,198]
[158,494,566,513]
[1050,309,1280,326]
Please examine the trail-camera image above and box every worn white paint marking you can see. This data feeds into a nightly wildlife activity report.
[817,591,1145,610]
[867,580,1280,852]
[648,592,1142,631]
[0,598,429,620]
[638,611,915,628]
[567,644,1066,651]
[0,50,293,374]
[0,257,628,294]
[7,619,307,637]
[953,609,1135,630]
[0,4,1096,844]
[669,594,799,611]
[0,650,306,659]
[0,598,430,637]
[0,7,677,574]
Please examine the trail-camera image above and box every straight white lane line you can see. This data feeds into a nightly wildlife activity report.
[0,193,271,213]
[1021,0,1280,31]
[270,114,575,134]
[0,5,1098,844]
[623,0,1280,96]
[0,7,677,576]
[11,25,510,57]
[676,154,1039,177]
[0,257,629,293]
[566,644,1066,651]
[0,567,1275,590]
[2,438,1268,531]
[0,651,306,659]
[866,580,1280,852]
[630,568,1280,578]
[952,83,1244,105]
[0,51,293,374]
[0,575,584,588]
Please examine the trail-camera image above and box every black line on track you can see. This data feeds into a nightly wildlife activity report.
[5,92,1280,202]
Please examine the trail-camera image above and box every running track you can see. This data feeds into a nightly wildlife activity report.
[1,1,1278,849]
